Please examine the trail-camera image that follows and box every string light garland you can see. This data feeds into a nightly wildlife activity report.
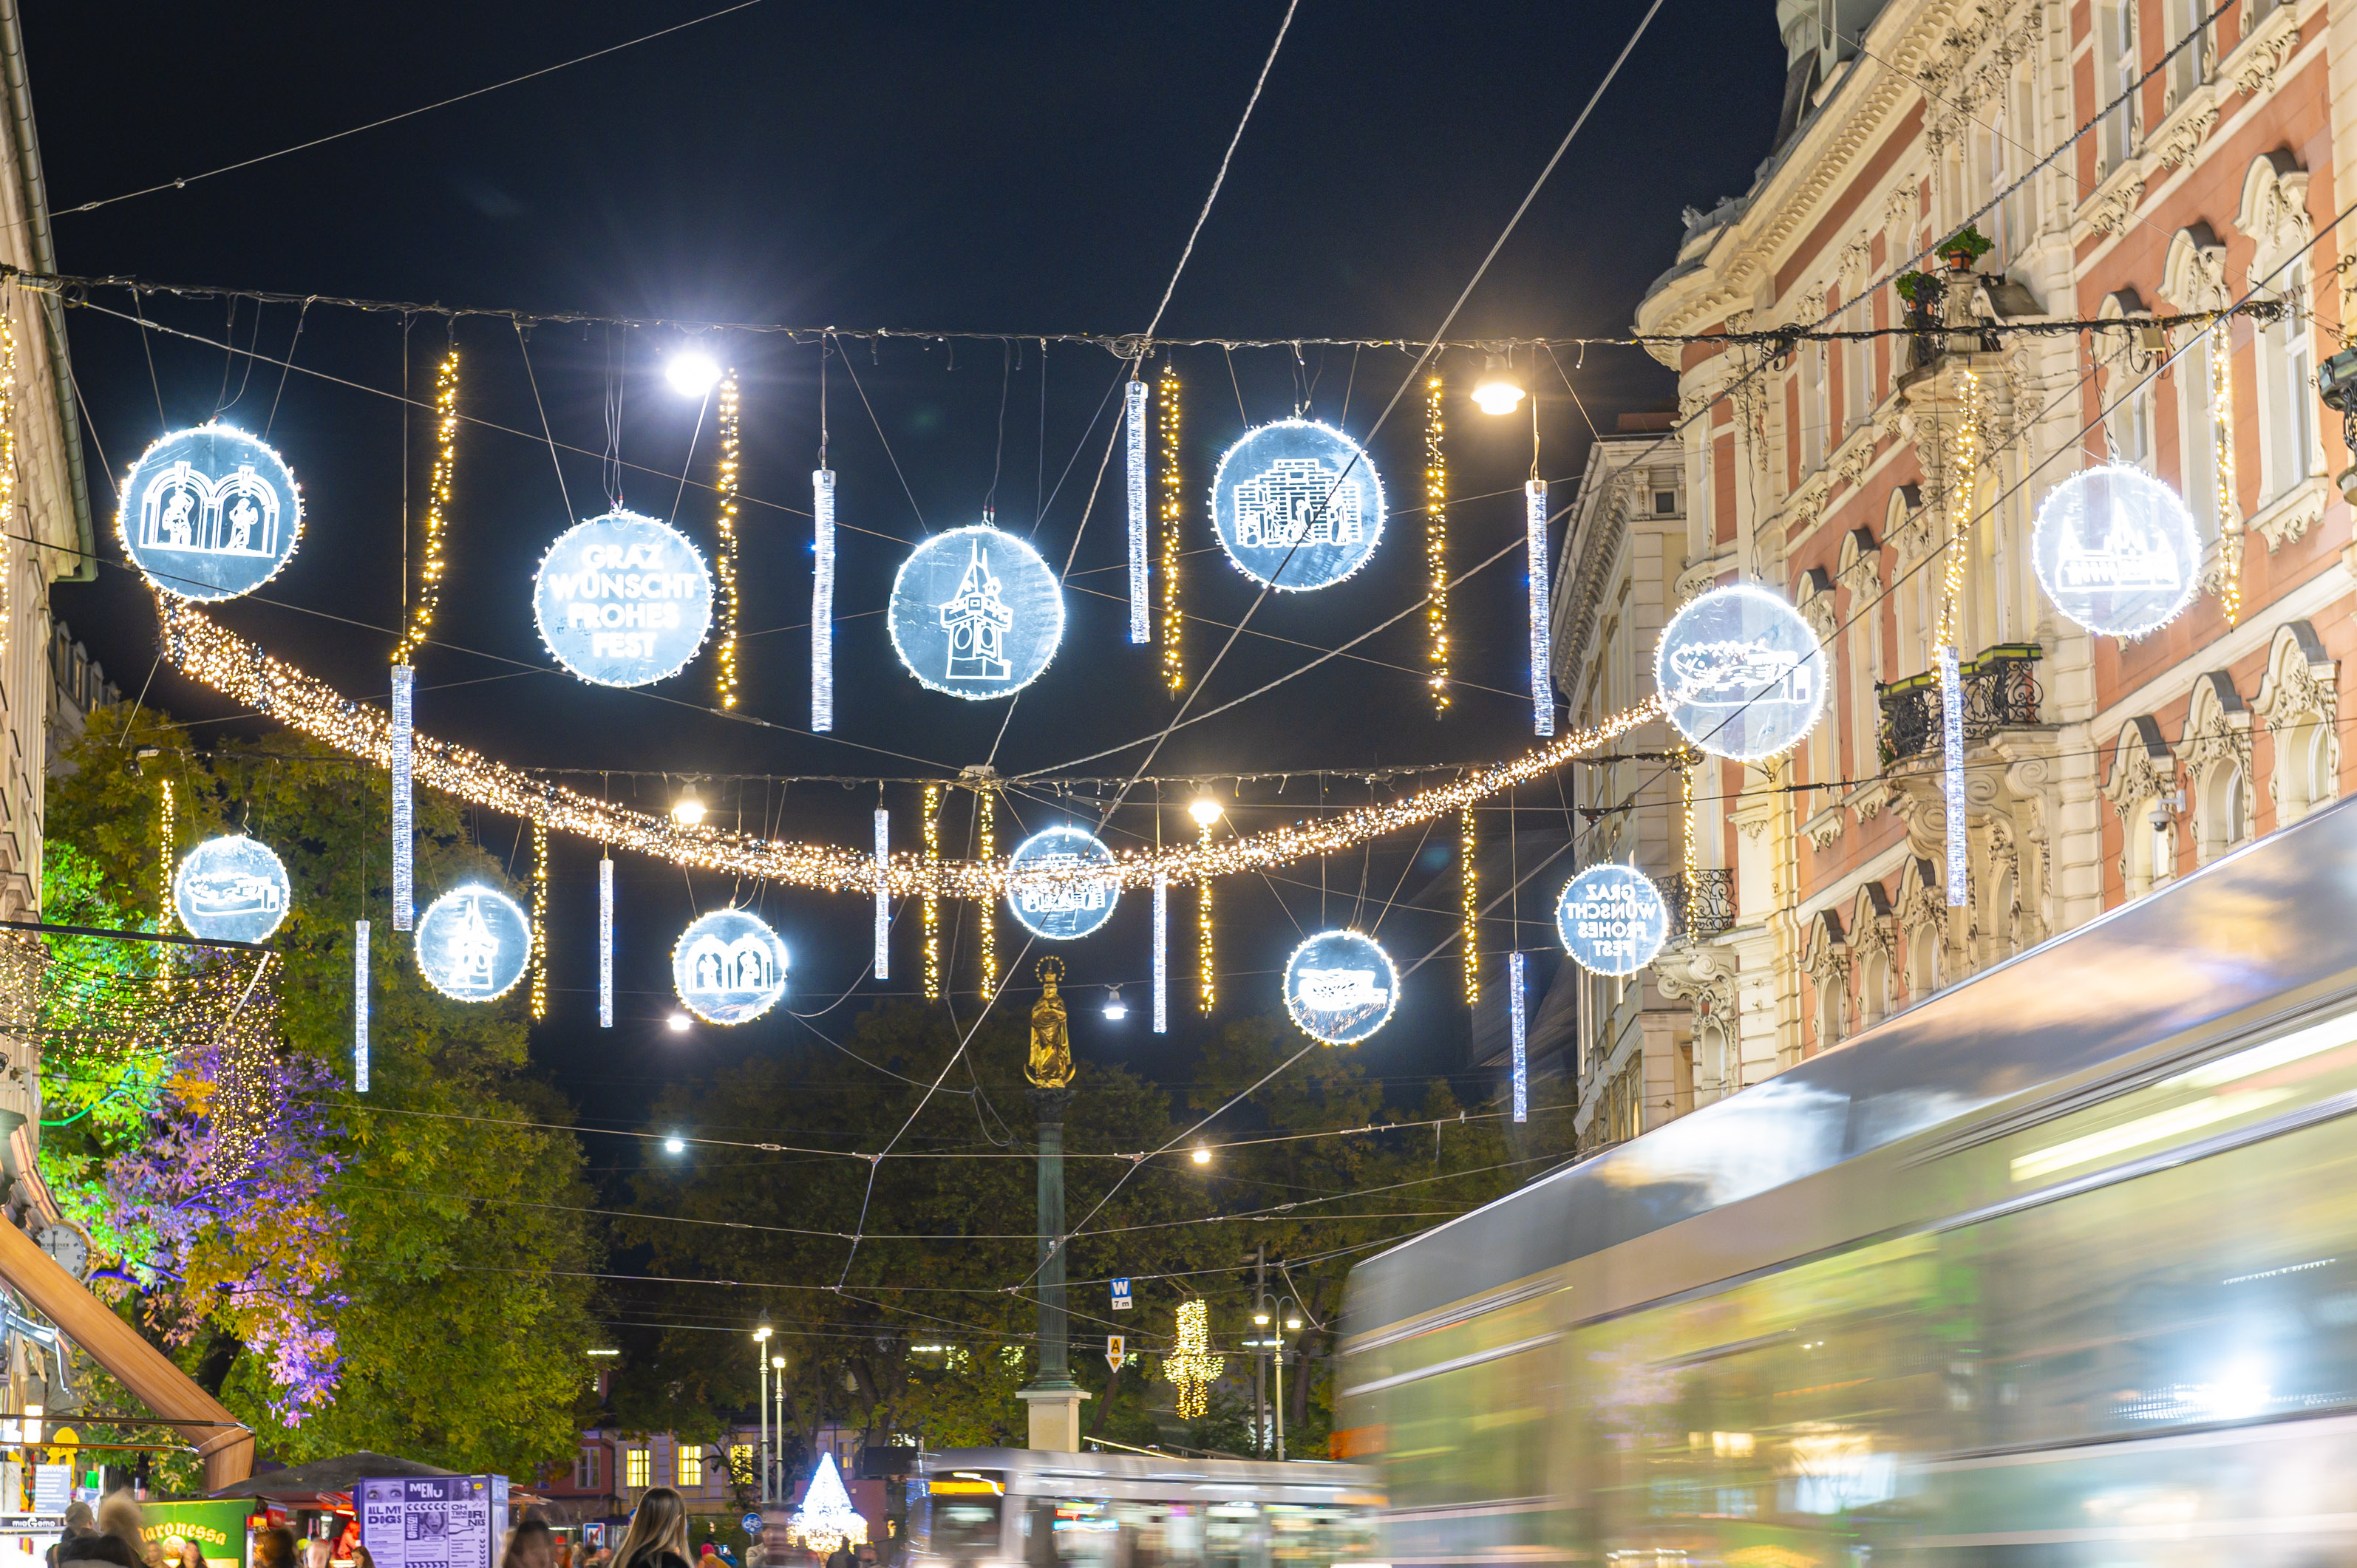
[155,596,1663,896]
[1165,1298,1220,1420]
[1158,362,1184,693]
[1426,375,1449,713]
[392,347,458,666]
[1197,816,1216,1014]
[1126,375,1149,644]
[977,789,997,997]
[1459,805,1478,1006]
[530,822,549,1021]
[353,919,370,1092]
[2212,320,2242,626]
[922,785,942,1001]
[715,369,744,708]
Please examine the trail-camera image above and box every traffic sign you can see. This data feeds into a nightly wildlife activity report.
[741,1514,764,1538]
[1110,1277,1132,1310]
[1106,1334,1125,1369]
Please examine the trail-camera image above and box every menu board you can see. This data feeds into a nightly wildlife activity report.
[358,1477,508,1568]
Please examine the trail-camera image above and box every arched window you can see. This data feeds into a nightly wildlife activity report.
[1908,923,1940,1001]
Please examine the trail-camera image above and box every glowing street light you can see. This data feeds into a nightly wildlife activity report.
[664,1134,687,1154]
[1188,797,1223,828]
[667,1012,693,1033]
[1191,1145,1213,1165]
[1470,354,1526,417]
[1103,986,1128,1021]
[671,788,707,826]
[666,352,723,399]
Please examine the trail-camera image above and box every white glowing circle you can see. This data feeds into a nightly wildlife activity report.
[118,424,304,601]
[532,510,715,687]
[1554,864,1670,976]
[672,908,790,1025]
[666,352,724,398]
[1004,825,1120,941]
[1282,929,1398,1046]
[2032,464,2200,638]
[415,884,533,1003]
[1655,583,1829,761]
[171,836,291,944]
[1208,420,1387,590]
[886,524,1065,699]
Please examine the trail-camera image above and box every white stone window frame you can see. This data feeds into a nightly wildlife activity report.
[2239,151,2322,508]
[2183,670,2255,864]
[2105,715,2180,896]
[2253,618,2341,824]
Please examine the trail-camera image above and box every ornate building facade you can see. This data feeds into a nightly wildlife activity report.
[1556,0,2347,1137]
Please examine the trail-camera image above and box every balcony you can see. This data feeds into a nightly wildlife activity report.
[1878,644,2043,766]
[1657,868,1736,941]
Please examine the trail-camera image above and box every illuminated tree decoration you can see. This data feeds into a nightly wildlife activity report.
[1004,825,1121,941]
[414,883,532,1003]
[1282,929,1397,1046]
[785,1454,868,1553]
[671,907,789,1026]
[2031,463,2200,638]
[171,836,292,944]
[887,525,1064,700]
[1554,864,1668,977]
[531,509,715,687]
[1654,583,1827,762]
[117,423,304,601]
[1208,419,1386,591]
[1164,1298,1221,1420]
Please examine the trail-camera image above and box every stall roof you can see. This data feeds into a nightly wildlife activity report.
[208,1452,453,1502]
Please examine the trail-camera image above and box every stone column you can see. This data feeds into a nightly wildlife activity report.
[1017,1086,1087,1450]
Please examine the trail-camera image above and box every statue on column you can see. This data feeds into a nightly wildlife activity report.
[1027,956,1075,1088]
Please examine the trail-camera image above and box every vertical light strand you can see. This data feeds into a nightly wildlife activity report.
[1152,872,1169,1034]
[1196,822,1216,1013]
[715,371,744,707]
[812,466,837,732]
[1459,806,1479,1005]
[1508,950,1528,1124]
[872,807,891,981]
[1940,643,1967,907]
[2212,320,2242,626]
[922,784,942,1001]
[392,347,459,665]
[1426,376,1450,713]
[1126,375,1149,644]
[390,664,415,930]
[1158,363,1185,692]
[977,789,998,997]
[530,822,549,1020]
[1934,372,1979,912]
[1526,478,1552,737]
[353,919,371,1092]
[0,314,18,669]
[155,777,175,994]
[598,855,613,1029]
[1682,749,1698,885]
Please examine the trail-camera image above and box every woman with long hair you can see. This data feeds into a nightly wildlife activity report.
[610,1491,692,1568]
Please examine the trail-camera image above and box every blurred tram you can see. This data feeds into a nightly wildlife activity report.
[1339,793,2357,1564]
[905,1449,1383,1568]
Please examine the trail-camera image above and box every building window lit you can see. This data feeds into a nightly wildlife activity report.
[677,1446,704,1487]
[626,1448,650,1489]
[576,1449,601,1490]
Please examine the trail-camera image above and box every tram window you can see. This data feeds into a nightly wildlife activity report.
[931,1499,1004,1559]
[1203,1504,1265,1568]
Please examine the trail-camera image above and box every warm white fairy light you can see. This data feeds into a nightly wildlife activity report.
[390,664,415,930]
[716,370,744,709]
[1940,643,1965,907]
[393,348,460,666]
[0,315,17,669]
[353,918,370,1092]
[872,806,891,981]
[1459,806,1478,1006]
[1152,870,1169,1034]
[1165,1298,1220,1420]
[1426,375,1449,713]
[977,789,998,996]
[1197,817,1215,1015]
[1526,478,1552,737]
[812,465,837,732]
[530,822,550,1020]
[2213,321,2242,627]
[1508,949,1526,1124]
[159,596,1662,896]
[599,854,614,1029]
[922,784,942,1001]
[1936,372,1979,910]
[1159,364,1184,692]
[1126,375,1149,644]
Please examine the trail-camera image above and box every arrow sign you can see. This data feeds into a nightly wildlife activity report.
[1106,1334,1125,1369]
[1110,1277,1132,1310]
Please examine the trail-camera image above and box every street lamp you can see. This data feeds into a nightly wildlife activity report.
[1103,986,1127,1021]
[754,1323,773,1505]
[1469,354,1526,417]
[1191,1145,1212,1165]
[1188,797,1223,828]
[667,1012,693,1034]
[663,1134,687,1154]
[672,788,707,826]
[666,352,723,399]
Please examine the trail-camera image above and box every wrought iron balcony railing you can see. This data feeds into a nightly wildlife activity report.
[1656,867,1736,941]
[1877,644,2043,766]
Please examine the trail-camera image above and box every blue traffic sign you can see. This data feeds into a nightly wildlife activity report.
[741,1514,764,1538]
[1110,1277,1133,1310]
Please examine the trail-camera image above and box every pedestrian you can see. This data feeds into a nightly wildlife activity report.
[253,1529,298,1568]
[170,1541,204,1568]
[305,1541,332,1568]
[824,1542,854,1568]
[353,1548,377,1568]
[501,1521,556,1568]
[58,1493,146,1568]
[45,1502,94,1568]
[610,1490,693,1568]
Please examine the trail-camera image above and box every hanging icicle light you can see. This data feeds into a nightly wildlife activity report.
[2213,321,2242,626]
[922,784,942,1001]
[715,370,744,708]
[390,664,415,930]
[1936,372,1979,910]
[873,806,891,980]
[977,788,998,996]
[1152,870,1169,1034]
[1460,805,1478,1005]
[354,918,371,1093]
[1426,375,1450,714]
[1526,479,1554,737]
[1159,362,1185,693]
[812,465,837,732]
[530,822,550,1020]
[1941,644,1966,907]
[599,854,614,1029]
[1509,949,1527,1123]
[1127,374,1149,644]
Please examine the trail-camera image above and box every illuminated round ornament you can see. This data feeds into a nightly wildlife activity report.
[2031,463,2200,638]
[1282,929,1398,1046]
[1004,825,1120,941]
[532,509,715,687]
[887,524,1064,699]
[671,908,789,1025]
[1554,864,1670,976]
[415,884,533,1003]
[117,423,303,601]
[1208,419,1386,590]
[171,835,290,944]
[1655,583,1828,762]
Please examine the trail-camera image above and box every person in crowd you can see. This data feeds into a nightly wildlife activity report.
[823,1542,854,1568]
[353,1548,377,1568]
[304,1541,331,1568]
[500,1521,556,1568]
[169,1541,204,1568]
[44,1502,95,1568]
[58,1493,146,1568]
[252,1528,298,1568]
[610,1490,693,1568]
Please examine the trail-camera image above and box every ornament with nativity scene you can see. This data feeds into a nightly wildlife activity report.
[118,424,304,601]
[671,908,790,1025]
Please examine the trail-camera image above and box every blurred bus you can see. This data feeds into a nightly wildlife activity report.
[1339,792,2357,1564]
[905,1450,1380,1568]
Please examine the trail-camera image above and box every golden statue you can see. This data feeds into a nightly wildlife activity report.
[1028,956,1075,1088]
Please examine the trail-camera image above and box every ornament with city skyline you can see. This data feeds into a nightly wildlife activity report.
[1209,419,1386,590]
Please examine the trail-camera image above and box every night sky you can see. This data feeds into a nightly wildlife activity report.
[24,1,1783,1131]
